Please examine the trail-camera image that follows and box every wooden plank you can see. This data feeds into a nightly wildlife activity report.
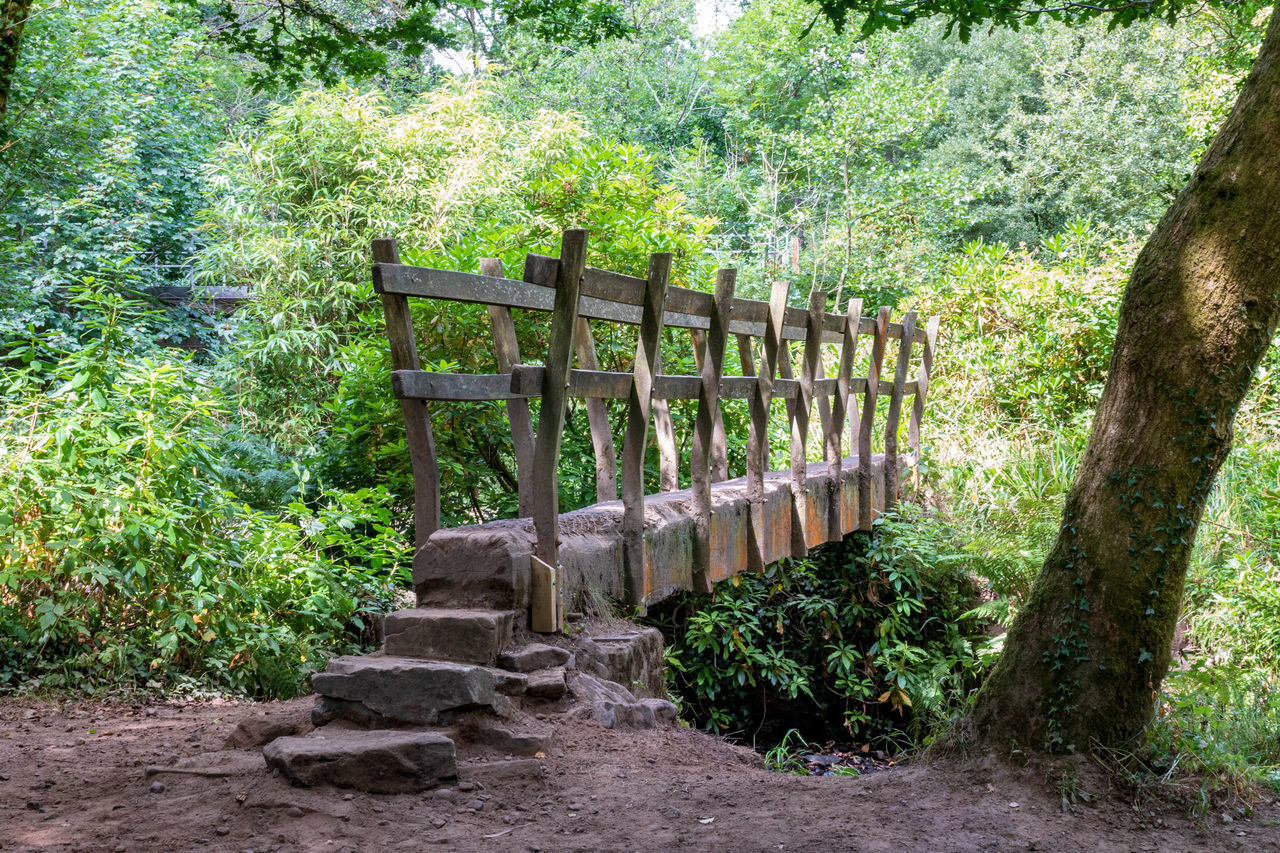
[372,238,440,550]
[746,280,789,570]
[652,385,679,491]
[908,316,941,461]
[392,370,527,401]
[483,258,536,519]
[523,253,559,288]
[532,229,588,572]
[829,296,862,536]
[529,555,559,634]
[791,289,826,556]
[691,269,735,593]
[831,297,863,478]
[883,311,917,509]
[574,317,619,504]
[858,307,890,529]
[621,252,671,605]
[692,327,729,482]
[583,266,645,305]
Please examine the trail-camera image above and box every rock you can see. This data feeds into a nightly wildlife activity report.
[492,671,529,696]
[496,643,572,673]
[525,669,567,700]
[382,609,514,666]
[574,629,665,698]
[643,698,678,726]
[149,781,166,794]
[310,656,501,726]
[459,759,545,786]
[461,718,552,756]
[262,731,457,794]
[224,717,302,749]
[466,798,485,811]
[433,788,458,803]
[568,673,636,705]
[594,700,656,730]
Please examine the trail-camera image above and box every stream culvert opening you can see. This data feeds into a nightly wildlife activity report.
[641,510,990,769]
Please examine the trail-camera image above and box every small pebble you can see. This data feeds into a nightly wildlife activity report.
[433,788,458,803]
[150,782,166,794]
[568,803,585,811]
[458,780,476,792]
[467,799,485,811]
[431,818,447,828]
[286,806,304,818]
[342,793,354,801]
[215,827,230,837]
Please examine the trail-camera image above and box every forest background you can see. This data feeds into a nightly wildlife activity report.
[2,0,1279,791]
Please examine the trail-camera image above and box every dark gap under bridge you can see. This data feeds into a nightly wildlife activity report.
[373,229,939,632]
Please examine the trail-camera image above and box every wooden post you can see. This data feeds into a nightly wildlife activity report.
[692,328,730,482]
[372,238,440,550]
[746,279,789,569]
[531,229,588,625]
[482,258,536,518]
[858,306,889,530]
[791,289,825,553]
[908,316,941,462]
[830,298,863,533]
[652,382,679,491]
[621,252,672,604]
[691,269,735,593]
[574,317,619,503]
[883,311,917,509]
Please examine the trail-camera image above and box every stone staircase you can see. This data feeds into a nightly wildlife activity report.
[260,608,675,793]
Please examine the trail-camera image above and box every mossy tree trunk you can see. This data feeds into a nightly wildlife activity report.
[0,0,30,118]
[970,10,1280,752]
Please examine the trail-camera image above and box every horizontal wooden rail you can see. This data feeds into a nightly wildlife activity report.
[373,262,930,346]
[392,367,919,403]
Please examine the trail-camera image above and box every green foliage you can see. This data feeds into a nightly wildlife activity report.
[202,84,713,525]
[0,289,408,696]
[0,0,246,348]
[652,509,990,750]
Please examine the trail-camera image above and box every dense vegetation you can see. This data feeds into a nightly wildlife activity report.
[2,0,1278,790]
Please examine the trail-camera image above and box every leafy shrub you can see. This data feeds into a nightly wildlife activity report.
[0,289,408,696]
[650,509,990,750]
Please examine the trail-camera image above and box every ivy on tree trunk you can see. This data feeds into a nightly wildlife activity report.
[970,9,1280,751]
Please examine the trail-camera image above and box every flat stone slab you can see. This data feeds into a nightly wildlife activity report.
[311,655,500,725]
[575,628,665,698]
[497,642,572,673]
[382,608,513,665]
[525,668,568,700]
[263,731,456,794]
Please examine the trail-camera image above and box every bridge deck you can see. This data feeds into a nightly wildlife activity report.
[416,454,899,613]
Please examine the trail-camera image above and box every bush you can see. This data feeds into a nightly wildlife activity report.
[650,508,991,750]
[0,289,408,696]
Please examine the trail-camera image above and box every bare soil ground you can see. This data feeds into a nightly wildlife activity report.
[1,695,1277,852]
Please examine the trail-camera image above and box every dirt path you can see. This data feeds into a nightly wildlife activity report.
[0,696,1276,852]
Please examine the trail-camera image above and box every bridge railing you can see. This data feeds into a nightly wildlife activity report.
[372,229,938,627]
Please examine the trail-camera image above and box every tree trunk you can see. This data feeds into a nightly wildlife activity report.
[970,10,1280,752]
[0,0,31,118]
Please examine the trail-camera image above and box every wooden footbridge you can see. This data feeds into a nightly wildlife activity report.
[372,229,938,632]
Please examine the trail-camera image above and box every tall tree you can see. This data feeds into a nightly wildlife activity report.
[813,0,1280,750]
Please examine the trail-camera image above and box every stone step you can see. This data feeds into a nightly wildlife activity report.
[263,730,456,794]
[382,607,514,665]
[497,642,572,673]
[311,655,527,727]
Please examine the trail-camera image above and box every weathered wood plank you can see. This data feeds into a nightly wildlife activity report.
[908,315,940,461]
[883,311,917,509]
[840,298,864,474]
[575,317,619,504]
[692,328,729,481]
[692,269,735,593]
[621,252,672,604]
[373,238,440,550]
[483,258,536,519]
[392,370,529,401]
[858,306,890,530]
[747,280,790,569]
[790,289,826,556]
[531,229,588,597]
[376,262,930,345]
[652,392,679,491]
[529,556,559,634]
[828,297,862,535]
